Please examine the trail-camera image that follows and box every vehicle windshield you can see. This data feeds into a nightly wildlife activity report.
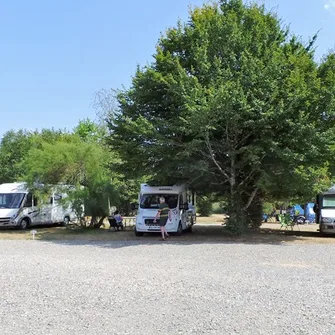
[0,193,25,209]
[140,194,178,209]
[322,195,335,208]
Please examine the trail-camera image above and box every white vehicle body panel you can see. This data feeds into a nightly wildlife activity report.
[0,182,76,228]
[135,184,196,234]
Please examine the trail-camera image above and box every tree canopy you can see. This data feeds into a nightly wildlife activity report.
[108,0,335,232]
[0,130,32,184]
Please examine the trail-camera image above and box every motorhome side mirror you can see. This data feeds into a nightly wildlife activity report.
[131,203,139,210]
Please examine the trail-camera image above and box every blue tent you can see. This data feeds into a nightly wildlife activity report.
[304,202,316,223]
[291,204,304,216]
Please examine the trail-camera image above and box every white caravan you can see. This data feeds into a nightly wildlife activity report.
[134,184,196,236]
[316,186,335,235]
[0,183,76,229]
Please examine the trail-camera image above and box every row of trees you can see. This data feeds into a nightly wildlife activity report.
[1,0,334,233]
[0,120,141,227]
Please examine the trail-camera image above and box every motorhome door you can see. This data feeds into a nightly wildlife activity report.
[51,194,66,223]
[31,195,52,225]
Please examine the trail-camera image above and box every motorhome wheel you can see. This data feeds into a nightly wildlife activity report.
[176,223,183,236]
[20,219,29,230]
[186,225,193,233]
[63,216,70,226]
[135,229,143,237]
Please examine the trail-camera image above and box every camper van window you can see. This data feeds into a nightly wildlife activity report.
[140,194,178,209]
[323,195,335,208]
[0,193,25,209]
[179,194,183,206]
[24,193,33,207]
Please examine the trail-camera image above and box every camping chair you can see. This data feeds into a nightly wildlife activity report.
[108,216,123,231]
[279,213,300,231]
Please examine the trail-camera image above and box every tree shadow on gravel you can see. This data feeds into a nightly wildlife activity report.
[28,224,335,250]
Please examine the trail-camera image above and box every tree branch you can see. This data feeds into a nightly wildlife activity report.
[243,187,258,211]
[235,131,254,150]
[204,133,230,180]
[238,154,266,187]
[238,169,255,188]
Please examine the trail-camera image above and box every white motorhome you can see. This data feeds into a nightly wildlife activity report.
[0,183,76,229]
[316,186,335,235]
[134,184,196,236]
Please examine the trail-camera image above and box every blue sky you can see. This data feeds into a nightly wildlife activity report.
[1,0,334,138]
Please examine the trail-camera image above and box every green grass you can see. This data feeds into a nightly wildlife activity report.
[0,218,331,245]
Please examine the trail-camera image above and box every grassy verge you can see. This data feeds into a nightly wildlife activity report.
[0,216,333,244]
[0,226,136,241]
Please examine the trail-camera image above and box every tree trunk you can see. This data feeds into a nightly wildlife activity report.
[226,184,248,235]
[98,216,106,228]
[225,156,249,234]
[89,216,106,229]
[121,201,131,216]
[89,217,96,228]
[245,190,263,229]
[226,182,263,234]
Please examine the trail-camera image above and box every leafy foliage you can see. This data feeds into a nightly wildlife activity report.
[0,120,141,227]
[197,195,214,217]
[21,131,119,228]
[108,0,335,233]
[0,128,68,184]
[74,118,107,143]
[0,130,33,184]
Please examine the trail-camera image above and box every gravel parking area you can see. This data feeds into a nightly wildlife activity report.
[0,239,334,335]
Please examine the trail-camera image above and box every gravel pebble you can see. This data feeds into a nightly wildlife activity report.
[0,240,334,335]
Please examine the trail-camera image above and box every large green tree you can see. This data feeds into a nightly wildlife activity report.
[108,0,335,233]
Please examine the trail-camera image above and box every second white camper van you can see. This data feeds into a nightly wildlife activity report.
[134,184,196,236]
[0,182,76,229]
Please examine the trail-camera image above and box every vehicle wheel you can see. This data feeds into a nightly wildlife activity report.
[175,223,183,236]
[135,229,143,237]
[186,225,193,233]
[320,225,327,237]
[20,219,29,230]
[296,216,305,225]
[63,216,70,226]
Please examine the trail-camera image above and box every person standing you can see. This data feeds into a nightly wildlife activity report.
[154,196,171,241]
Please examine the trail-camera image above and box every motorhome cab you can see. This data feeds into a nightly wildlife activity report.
[316,186,335,235]
[134,184,196,236]
[0,182,76,229]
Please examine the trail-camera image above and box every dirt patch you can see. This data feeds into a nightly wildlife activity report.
[196,214,226,224]
[1,220,335,245]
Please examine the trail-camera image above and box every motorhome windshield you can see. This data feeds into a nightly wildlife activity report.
[322,195,335,208]
[0,193,25,209]
[140,194,178,209]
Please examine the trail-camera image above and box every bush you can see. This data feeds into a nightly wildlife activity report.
[212,201,227,214]
[197,196,213,216]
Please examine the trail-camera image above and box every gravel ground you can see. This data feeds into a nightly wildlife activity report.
[0,239,334,335]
